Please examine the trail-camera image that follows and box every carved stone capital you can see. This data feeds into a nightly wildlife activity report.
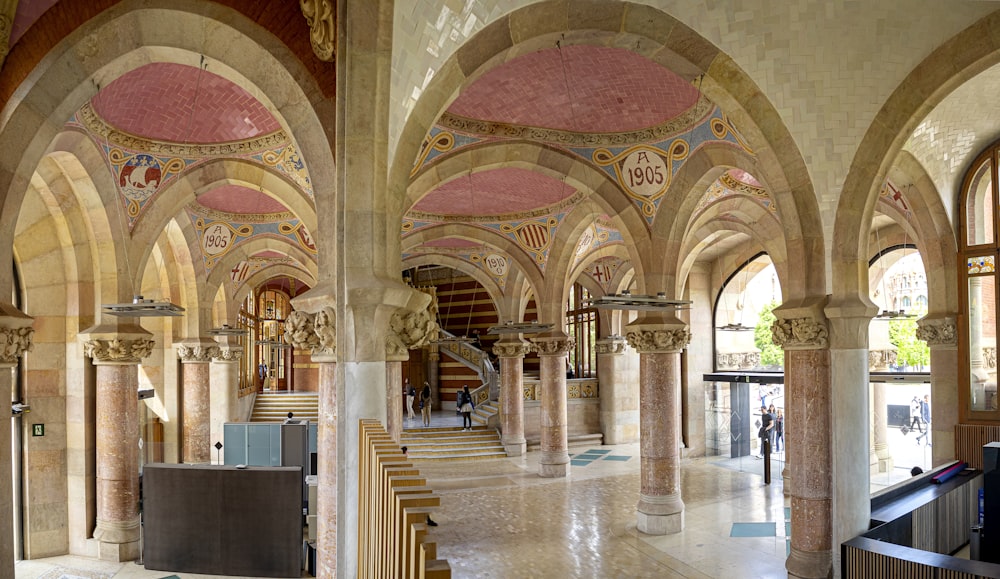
[313,306,337,355]
[530,334,574,356]
[84,337,155,364]
[595,337,627,355]
[770,316,828,350]
[716,351,761,370]
[300,0,335,62]
[493,340,531,359]
[214,347,243,362]
[390,304,439,349]
[385,333,409,361]
[177,344,221,363]
[625,327,690,353]
[915,315,957,347]
[868,348,898,370]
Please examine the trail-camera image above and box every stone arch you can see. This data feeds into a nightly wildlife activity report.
[886,152,959,315]
[209,238,319,315]
[0,0,335,296]
[134,158,316,242]
[232,263,319,316]
[401,223,545,298]
[832,11,1000,307]
[407,141,648,242]
[389,0,822,299]
[402,254,505,318]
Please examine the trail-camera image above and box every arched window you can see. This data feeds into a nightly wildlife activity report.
[902,296,911,308]
[959,140,1000,418]
[917,295,927,308]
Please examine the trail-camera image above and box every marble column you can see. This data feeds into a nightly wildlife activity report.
[493,337,531,456]
[596,336,636,445]
[283,306,337,576]
[84,331,155,562]
[178,342,220,464]
[209,346,242,459]
[625,317,690,535]
[0,313,34,577]
[916,314,958,467]
[530,332,574,478]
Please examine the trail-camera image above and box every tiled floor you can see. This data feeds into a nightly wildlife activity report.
[16,437,789,579]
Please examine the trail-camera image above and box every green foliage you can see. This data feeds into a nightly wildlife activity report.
[888,317,930,370]
[754,300,784,368]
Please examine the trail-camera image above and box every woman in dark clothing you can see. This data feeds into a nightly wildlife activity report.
[774,409,784,452]
[459,385,474,431]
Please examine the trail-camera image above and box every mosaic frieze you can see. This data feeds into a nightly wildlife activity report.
[694,171,777,218]
[488,216,561,271]
[73,105,313,230]
[189,210,317,271]
[572,221,625,269]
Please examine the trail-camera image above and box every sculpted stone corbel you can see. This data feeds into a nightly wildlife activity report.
[594,336,627,355]
[530,335,574,356]
[915,315,957,347]
[313,306,337,355]
[492,340,531,359]
[284,310,322,352]
[389,304,439,350]
[214,347,243,362]
[300,0,336,62]
[770,316,828,350]
[84,337,155,363]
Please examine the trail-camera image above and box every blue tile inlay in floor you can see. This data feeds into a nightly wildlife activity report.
[730,522,777,537]
[570,459,593,466]
[581,449,612,455]
[603,455,631,461]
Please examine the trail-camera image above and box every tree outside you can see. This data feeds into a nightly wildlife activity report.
[754,300,784,368]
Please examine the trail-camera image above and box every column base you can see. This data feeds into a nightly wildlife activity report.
[539,450,569,478]
[782,467,792,497]
[786,546,832,579]
[636,493,684,535]
[503,439,526,456]
[636,510,683,535]
[539,461,569,477]
[98,539,140,562]
[93,517,140,544]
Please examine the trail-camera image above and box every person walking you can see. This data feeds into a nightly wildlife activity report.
[459,385,475,431]
[405,379,416,421]
[420,383,432,427]
[916,394,931,446]
[774,409,784,452]
[908,396,924,436]
[757,405,774,458]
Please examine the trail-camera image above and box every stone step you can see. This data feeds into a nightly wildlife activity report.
[251,393,320,422]
[401,426,505,462]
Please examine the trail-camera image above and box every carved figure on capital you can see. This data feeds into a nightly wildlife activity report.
[284,310,321,352]
[177,344,221,362]
[492,341,532,359]
[625,328,690,353]
[214,347,243,362]
[390,305,439,349]
[84,337,155,363]
[0,326,33,364]
[915,317,957,347]
[770,316,828,349]
[313,306,337,355]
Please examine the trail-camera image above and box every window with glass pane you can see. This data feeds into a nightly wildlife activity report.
[565,283,597,378]
[967,157,994,247]
[968,271,997,411]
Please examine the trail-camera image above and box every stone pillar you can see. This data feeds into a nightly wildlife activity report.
[84,330,155,562]
[385,359,404,442]
[177,341,220,464]
[209,346,242,459]
[0,312,34,577]
[869,348,896,473]
[916,315,958,467]
[283,306,337,577]
[625,317,690,535]
[530,332,574,478]
[493,337,531,456]
[596,336,635,445]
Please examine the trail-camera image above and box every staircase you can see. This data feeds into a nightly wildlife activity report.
[250,392,320,422]
[471,399,500,429]
[401,426,506,461]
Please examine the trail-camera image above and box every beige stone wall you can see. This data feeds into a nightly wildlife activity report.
[523,398,601,440]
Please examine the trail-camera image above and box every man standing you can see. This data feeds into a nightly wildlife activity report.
[909,396,924,435]
[758,406,774,458]
[405,379,416,421]
[916,395,931,446]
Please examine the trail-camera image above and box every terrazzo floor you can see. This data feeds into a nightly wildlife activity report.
[15,439,793,579]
